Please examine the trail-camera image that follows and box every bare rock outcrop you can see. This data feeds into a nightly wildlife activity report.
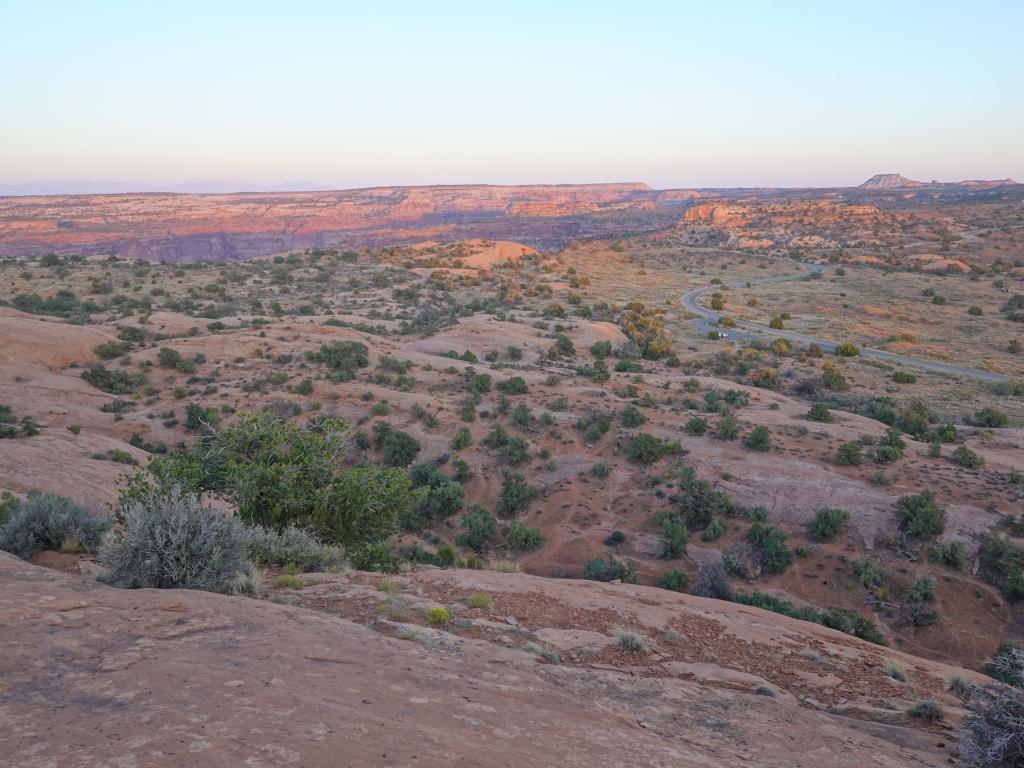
[0,553,963,767]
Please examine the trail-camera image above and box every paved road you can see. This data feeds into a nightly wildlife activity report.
[681,264,1010,383]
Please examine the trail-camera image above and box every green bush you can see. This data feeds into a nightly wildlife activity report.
[582,555,637,583]
[892,370,917,384]
[621,404,647,427]
[693,515,723,541]
[978,537,1024,600]
[895,492,946,541]
[450,427,472,451]
[952,446,984,468]
[657,568,689,591]
[821,363,849,391]
[807,403,833,422]
[627,433,671,464]
[970,407,1008,428]
[452,506,495,552]
[733,590,885,644]
[652,509,687,558]
[315,465,419,547]
[808,507,849,541]
[591,460,611,478]
[685,416,708,435]
[747,522,793,574]
[507,521,545,550]
[100,489,258,594]
[0,494,109,558]
[744,426,772,451]
[81,365,146,394]
[835,342,860,357]
[497,471,538,517]
[312,341,369,380]
[497,376,529,395]
[94,341,130,360]
[931,540,967,570]
[715,413,739,440]
[836,441,865,466]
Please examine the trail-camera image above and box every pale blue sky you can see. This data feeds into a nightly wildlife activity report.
[1,1,1022,190]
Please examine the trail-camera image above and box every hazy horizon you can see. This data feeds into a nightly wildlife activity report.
[2,1,1022,189]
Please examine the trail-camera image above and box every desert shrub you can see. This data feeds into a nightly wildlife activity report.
[94,341,130,360]
[621,404,646,427]
[853,556,885,589]
[978,537,1024,600]
[905,576,936,604]
[932,540,967,570]
[747,522,793,574]
[693,562,732,600]
[627,433,671,464]
[499,436,530,465]
[836,441,865,466]
[0,494,109,558]
[456,505,498,551]
[315,465,419,547]
[685,416,708,435]
[408,463,464,524]
[450,427,472,451]
[673,468,737,529]
[953,446,985,468]
[125,412,351,532]
[591,460,611,478]
[749,368,781,390]
[970,407,1008,428]
[913,700,942,724]
[81,365,146,394]
[497,376,529,395]
[428,606,450,625]
[184,402,220,434]
[100,489,258,594]
[808,507,849,541]
[715,413,740,440]
[312,340,369,381]
[821,363,849,391]
[807,403,833,422]
[248,525,344,572]
[657,568,689,591]
[651,509,687,559]
[507,521,545,550]
[836,342,860,357]
[497,471,538,517]
[892,370,917,384]
[615,628,648,653]
[960,646,1024,768]
[702,517,727,542]
[733,591,886,644]
[374,423,421,467]
[895,492,946,541]
[581,555,637,583]
[744,425,772,451]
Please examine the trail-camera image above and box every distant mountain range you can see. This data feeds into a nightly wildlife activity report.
[859,173,1018,190]
[1,174,1019,197]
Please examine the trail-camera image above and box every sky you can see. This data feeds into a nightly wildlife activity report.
[1,1,1022,191]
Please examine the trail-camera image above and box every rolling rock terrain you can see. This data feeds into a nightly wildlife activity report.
[0,552,974,767]
[0,205,1023,765]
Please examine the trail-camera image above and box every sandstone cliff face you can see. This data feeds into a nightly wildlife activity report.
[0,183,668,261]
[0,553,969,767]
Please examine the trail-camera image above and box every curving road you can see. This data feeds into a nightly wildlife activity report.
[681,264,1010,383]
